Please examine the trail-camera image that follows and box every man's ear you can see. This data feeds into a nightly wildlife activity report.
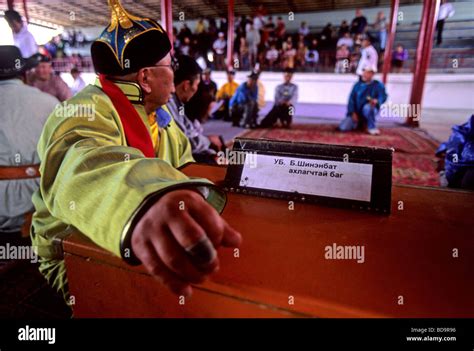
[136,69,152,94]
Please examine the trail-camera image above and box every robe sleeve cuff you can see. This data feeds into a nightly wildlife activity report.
[120,182,227,265]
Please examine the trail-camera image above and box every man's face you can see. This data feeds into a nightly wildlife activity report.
[202,72,211,81]
[178,76,200,103]
[247,78,256,87]
[356,9,362,17]
[7,19,22,33]
[362,39,370,48]
[36,62,52,81]
[362,70,374,82]
[284,73,292,83]
[140,54,175,108]
[227,73,235,82]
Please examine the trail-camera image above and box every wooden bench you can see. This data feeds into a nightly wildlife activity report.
[63,163,474,317]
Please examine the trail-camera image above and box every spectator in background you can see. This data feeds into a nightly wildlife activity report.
[335,44,350,73]
[337,32,354,50]
[275,17,286,43]
[338,64,387,135]
[180,37,192,56]
[230,71,259,128]
[76,30,85,47]
[296,41,307,69]
[350,9,368,35]
[212,32,226,70]
[4,10,38,58]
[372,11,388,51]
[262,16,275,45]
[305,40,319,72]
[239,36,250,70]
[195,18,206,34]
[219,16,228,35]
[320,23,334,49]
[338,20,350,38]
[28,55,71,102]
[214,69,239,121]
[167,55,217,164]
[265,43,280,70]
[437,0,455,46]
[70,67,86,96]
[281,41,296,69]
[259,68,298,128]
[0,46,58,235]
[185,68,217,123]
[298,21,310,38]
[356,36,378,76]
[391,44,408,73]
[246,23,261,68]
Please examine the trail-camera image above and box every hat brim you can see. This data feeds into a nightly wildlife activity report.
[0,53,41,78]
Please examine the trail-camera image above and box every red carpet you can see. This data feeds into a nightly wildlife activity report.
[240,124,441,187]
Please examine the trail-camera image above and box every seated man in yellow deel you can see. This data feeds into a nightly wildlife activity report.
[31,0,241,304]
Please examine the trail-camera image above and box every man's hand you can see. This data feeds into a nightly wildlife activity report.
[370,98,378,107]
[131,189,242,297]
[351,112,359,122]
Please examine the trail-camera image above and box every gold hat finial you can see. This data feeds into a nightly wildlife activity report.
[107,0,142,32]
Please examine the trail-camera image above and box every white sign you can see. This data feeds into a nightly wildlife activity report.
[239,154,373,202]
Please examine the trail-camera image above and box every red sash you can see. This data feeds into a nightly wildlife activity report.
[99,74,155,158]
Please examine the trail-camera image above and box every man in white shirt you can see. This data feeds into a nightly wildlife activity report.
[4,10,38,58]
[356,37,378,76]
[437,0,455,46]
[212,32,227,70]
[70,67,86,95]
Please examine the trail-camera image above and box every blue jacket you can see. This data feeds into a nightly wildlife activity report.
[229,82,258,108]
[347,79,387,116]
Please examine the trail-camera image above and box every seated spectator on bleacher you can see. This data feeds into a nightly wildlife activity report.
[259,68,298,129]
[298,21,310,38]
[167,55,217,164]
[335,45,350,73]
[70,67,86,96]
[305,46,319,72]
[296,41,307,68]
[265,44,280,70]
[27,55,72,102]
[391,44,408,73]
[281,41,296,69]
[356,36,378,76]
[338,64,387,135]
[230,71,259,128]
[350,9,368,35]
[0,46,59,236]
[185,68,217,123]
[212,32,226,70]
[338,20,350,38]
[337,32,354,50]
[4,10,38,58]
[319,23,335,49]
[214,69,239,121]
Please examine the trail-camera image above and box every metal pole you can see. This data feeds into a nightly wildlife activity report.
[161,0,173,52]
[226,0,235,69]
[382,0,399,84]
[407,0,440,127]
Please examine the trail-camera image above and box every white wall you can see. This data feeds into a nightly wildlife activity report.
[61,71,474,111]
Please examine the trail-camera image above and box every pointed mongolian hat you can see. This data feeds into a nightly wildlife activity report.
[91,0,171,75]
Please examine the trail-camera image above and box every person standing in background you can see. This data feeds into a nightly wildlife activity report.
[28,55,72,102]
[0,46,58,236]
[4,10,38,58]
[437,0,455,46]
[70,67,86,95]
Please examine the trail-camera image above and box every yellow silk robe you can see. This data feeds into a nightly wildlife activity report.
[31,79,226,301]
